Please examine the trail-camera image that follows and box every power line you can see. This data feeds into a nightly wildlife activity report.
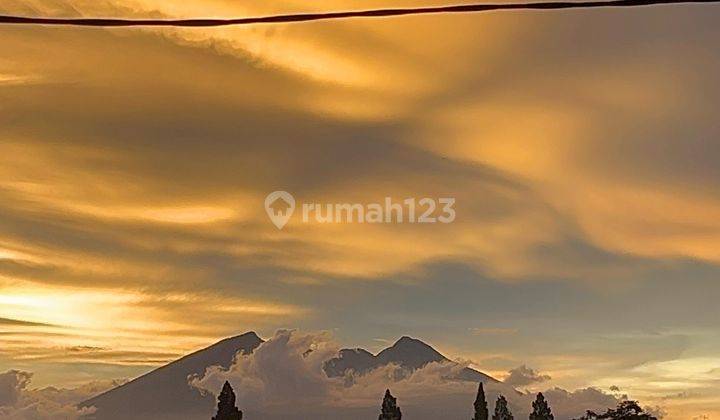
[0,0,718,27]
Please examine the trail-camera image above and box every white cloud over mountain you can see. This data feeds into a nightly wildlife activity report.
[190,330,626,419]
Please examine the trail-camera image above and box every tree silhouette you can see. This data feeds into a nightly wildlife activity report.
[379,389,402,420]
[530,393,554,420]
[493,395,514,420]
[212,381,242,420]
[472,382,489,420]
[575,400,657,420]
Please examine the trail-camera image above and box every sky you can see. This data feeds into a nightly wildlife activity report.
[0,0,719,418]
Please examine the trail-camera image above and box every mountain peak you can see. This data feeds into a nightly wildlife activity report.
[393,336,426,347]
[390,336,443,356]
[377,336,446,369]
[238,331,262,341]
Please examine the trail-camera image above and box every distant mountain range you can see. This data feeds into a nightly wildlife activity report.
[324,336,499,384]
[80,332,500,420]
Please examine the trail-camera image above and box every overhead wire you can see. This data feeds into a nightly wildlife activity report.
[0,0,718,28]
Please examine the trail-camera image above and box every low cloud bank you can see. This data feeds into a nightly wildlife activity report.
[0,370,124,420]
[190,330,638,419]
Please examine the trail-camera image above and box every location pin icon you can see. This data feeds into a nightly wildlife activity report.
[264,191,295,230]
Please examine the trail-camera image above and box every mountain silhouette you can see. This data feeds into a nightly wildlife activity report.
[377,336,446,368]
[80,333,500,419]
[80,332,263,420]
[325,336,499,384]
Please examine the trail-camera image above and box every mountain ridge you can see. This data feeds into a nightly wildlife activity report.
[80,331,263,420]
[325,335,500,384]
[80,332,500,420]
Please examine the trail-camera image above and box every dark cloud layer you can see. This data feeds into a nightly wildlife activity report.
[504,365,552,387]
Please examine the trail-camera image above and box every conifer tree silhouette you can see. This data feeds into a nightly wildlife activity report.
[529,392,554,420]
[493,395,514,420]
[212,381,242,420]
[379,389,402,420]
[473,382,489,420]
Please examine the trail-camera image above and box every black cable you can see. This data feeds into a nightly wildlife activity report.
[0,0,718,27]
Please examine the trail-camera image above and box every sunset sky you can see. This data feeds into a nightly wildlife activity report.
[1,0,720,418]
